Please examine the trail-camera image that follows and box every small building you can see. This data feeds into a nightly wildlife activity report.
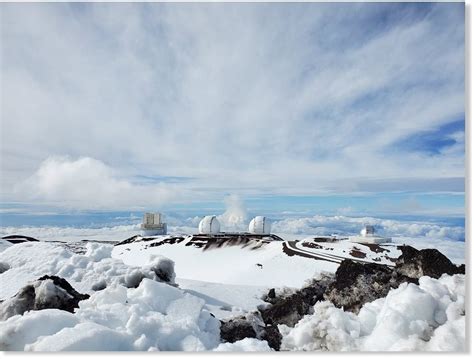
[360,225,375,236]
[141,212,167,236]
[349,224,391,244]
[198,215,221,234]
[249,216,272,234]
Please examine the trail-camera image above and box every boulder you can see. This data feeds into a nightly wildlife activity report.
[220,317,257,343]
[219,312,282,351]
[0,275,89,320]
[259,279,329,327]
[323,259,416,313]
[396,246,465,279]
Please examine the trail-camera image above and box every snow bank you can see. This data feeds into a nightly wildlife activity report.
[0,309,79,350]
[0,278,221,351]
[214,338,272,351]
[26,322,134,351]
[279,274,465,351]
[0,242,175,300]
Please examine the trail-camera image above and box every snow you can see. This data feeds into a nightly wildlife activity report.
[0,309,79,350]
[26,322,134,351]
[279,301,360,351]
[295,238,401,266]
[0,278,221,351]
[0,240,13,253]
[176,278,268,319]
[113,236,336,288]
[279,274,465,351]
[0,242,175,300]
[213,338,273,351]
[0,217,465,352]
[0,224,140,243]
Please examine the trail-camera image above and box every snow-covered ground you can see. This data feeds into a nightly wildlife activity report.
[113,236,336,288]
[0,239,465,351]
[0,215,466,352]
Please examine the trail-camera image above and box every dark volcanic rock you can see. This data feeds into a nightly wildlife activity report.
[324,246,464,313]
[260,324,282,350]
[260,275,333,327]
[219,313,282,351]
[1,235,39,244]
[0,275,90,320]
[324,259,416,313]
[396,246,464,279]
[220,316,258,343]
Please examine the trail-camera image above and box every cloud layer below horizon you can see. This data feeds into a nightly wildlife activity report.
[1,2,465,212]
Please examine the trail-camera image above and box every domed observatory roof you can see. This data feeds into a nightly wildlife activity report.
[248,216,272,234]
[198,215,221,234]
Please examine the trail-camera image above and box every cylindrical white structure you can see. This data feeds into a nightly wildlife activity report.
[198,215,221,234]
[360,225,375,237]
[248,216,272,234]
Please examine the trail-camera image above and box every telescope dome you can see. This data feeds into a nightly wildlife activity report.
[198,215,221,234]
[249,216,271,234]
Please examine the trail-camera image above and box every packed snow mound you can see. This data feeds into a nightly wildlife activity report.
[279,274,465,351]
[214,338,272,351]
[0,309,80,350]
[0,278,221,351]
[0,242,175,300]
[279,301,360,351]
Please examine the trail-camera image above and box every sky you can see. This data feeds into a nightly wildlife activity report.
[0,2,465,220]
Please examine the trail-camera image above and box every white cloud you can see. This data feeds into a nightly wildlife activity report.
[0,3,465,209]
[272,215,465,242]
[15,157,187,210]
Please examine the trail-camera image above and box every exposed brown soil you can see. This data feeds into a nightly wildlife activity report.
[349,248,367,258]
[357,242,390,253]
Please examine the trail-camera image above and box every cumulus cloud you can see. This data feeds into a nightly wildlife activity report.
[15,157,187,210]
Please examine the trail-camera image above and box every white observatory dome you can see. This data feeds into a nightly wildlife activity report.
[198,215,221,234]
[248,216,272,234]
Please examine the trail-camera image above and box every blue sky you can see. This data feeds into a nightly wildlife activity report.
[0,2,465,220]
